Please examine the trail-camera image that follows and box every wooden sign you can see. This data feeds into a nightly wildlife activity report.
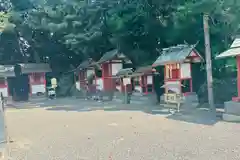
[123,78,131,86]
[51,78,57,88]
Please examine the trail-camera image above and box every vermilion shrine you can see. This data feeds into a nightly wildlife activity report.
[216,37,240,121]
[133,66,155,94]
[97,49,131,92]
[0,63,51,98]
[152,44,203,103]
[115,68,134,93]
[75,58,96,90]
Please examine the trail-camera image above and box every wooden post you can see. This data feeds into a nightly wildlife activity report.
[203,14,215,113]
[237,56,240,97]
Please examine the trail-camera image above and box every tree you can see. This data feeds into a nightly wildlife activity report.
[3,0,240,70]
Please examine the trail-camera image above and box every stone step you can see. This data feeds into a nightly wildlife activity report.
[222,113,240,122]
[224,101,240,116]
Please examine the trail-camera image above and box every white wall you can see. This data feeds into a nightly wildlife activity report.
[76,81,80,91]
[96,78,103,90]
[134,86,142,93]
[111,63,123,76]
[31,84,46,94]
[87,69,94,77]
[147,76,153,84]
[165,81,181,94]
[116,85,121,92]
[180,63,191,79]
[0,87,8,97]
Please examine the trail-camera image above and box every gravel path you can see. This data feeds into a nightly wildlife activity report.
[3,106,240,160]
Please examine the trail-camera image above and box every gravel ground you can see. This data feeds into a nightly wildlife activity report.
[3,100,240,160]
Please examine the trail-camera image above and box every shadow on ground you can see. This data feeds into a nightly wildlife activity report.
[166,109,222,125]
[6,97,223,126]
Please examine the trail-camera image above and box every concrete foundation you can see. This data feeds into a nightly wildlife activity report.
[160,92,199,104]
[223,101,240,122]
[182,92,199,104]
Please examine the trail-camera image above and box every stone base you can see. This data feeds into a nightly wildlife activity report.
[222,113,240,122]
[182,92,199,104]
[222,101,240,122]
[224,101,240,116]
[159,93,199,112]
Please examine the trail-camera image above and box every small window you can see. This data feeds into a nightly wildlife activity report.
[147,84,153,92]
[134,77,140,86]
[75,74,79,81]
[95,69,102,78]
[165,64,180,79]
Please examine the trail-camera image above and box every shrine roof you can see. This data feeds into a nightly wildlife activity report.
[116,68,134,77]
[0,63,51,77]
[76,58,96,70]
[134,65,152,74]
[152,44,202,66]
[216,38,240,59]
[97,49,131,64]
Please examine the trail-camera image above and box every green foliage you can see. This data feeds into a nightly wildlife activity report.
[0,0,239,70]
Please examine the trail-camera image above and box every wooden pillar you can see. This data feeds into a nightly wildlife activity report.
[120,78,124,92]
[144,75,147,94]
[29,73,32,96]
[237,56,240,97]
[43,73,46,92]
[140,76,143,93]
[79,70,86,89]
[102,63,111,91]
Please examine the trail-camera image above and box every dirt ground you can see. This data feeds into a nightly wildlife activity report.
[3,98,240,160]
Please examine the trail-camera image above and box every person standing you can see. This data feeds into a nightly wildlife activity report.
[153,67,164,104]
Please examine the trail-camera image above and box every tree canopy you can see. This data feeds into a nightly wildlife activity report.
[0,0,239,71]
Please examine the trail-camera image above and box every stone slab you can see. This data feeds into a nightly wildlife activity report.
[224,101,240,116]
[223,113,240,122]
[182,93,199,103]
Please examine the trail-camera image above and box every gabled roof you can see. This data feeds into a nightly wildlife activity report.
[0,63,51,77]
[216,38,240,59]
[152,44,203,66]
[115,68,134,77]
[76,58,95,70]
[97,49,131,64]
[134,65,152,74]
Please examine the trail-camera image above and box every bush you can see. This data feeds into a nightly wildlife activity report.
[198,78,237,104]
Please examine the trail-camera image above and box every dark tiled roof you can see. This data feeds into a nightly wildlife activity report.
[134,65,152,74]
[0,63,51,77]
[98,49,131,64]
[153,44,202,66]
[76,58,95,70]
[116,68,133,77]
[98,49,118,64]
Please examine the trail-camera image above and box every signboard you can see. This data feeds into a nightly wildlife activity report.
[51,78,57,88]
[123,78,131,86]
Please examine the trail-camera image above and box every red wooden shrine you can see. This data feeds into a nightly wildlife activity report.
[76,58,96,90]
[152,44,203,95]
[97,49,131,92]
[133,66,155,94]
